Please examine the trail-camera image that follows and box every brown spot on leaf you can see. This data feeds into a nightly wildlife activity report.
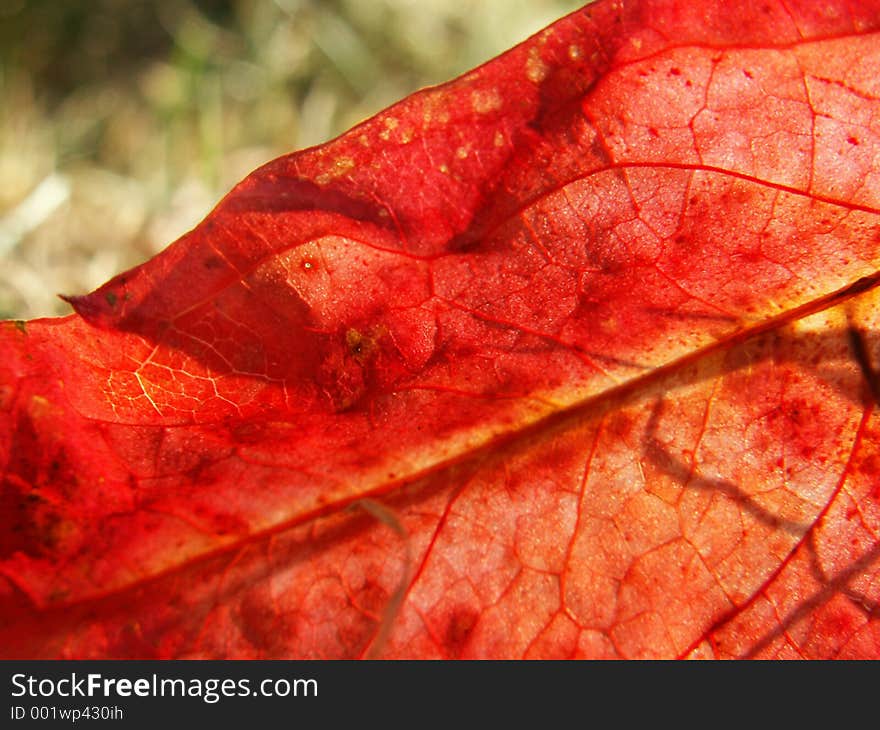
[444,609,479,656]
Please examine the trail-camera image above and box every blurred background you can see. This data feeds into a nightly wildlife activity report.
[0,0,583,319]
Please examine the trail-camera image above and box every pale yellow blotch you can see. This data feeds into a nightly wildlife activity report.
[315,156,355,185]
[526,46,548,83]
[493,130,505,147]
[568,44,582,61]
[335,156,355,173]
[471,88,502,115]
[398,127,413,144]
[631,37,643,51]
[29,394,50,415]
[380,118,398,141]
[359,134,370,146]
[439,163,449,174]
[599,316,619,333]
[421,95,450,126]
[455,146,469,159]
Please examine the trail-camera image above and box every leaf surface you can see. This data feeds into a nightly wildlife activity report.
[2,0,880,658]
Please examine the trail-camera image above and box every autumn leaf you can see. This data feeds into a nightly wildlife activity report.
[2,0,880,659]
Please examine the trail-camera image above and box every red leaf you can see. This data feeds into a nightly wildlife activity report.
[2,0,880,659]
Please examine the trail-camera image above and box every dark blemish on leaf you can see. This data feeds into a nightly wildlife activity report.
[669,67,681,76]
[105,292,117,307]
[347,328,365,356]
[47,587,70,604]
[743,69,754,79]
[230,421,269,445]
[346,327,381,365]
[203,256,223,270]
[14,320,26,335]
[444,609,478,656]
[235,592,286,655]
[847,136,860,146]
[649,127,659,137]
[447,231,483,254]
[318,327,385,413]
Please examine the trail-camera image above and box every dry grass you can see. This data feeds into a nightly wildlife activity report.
[0,0,582,320]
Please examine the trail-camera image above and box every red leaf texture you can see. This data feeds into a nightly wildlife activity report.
[2,0,880,659]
